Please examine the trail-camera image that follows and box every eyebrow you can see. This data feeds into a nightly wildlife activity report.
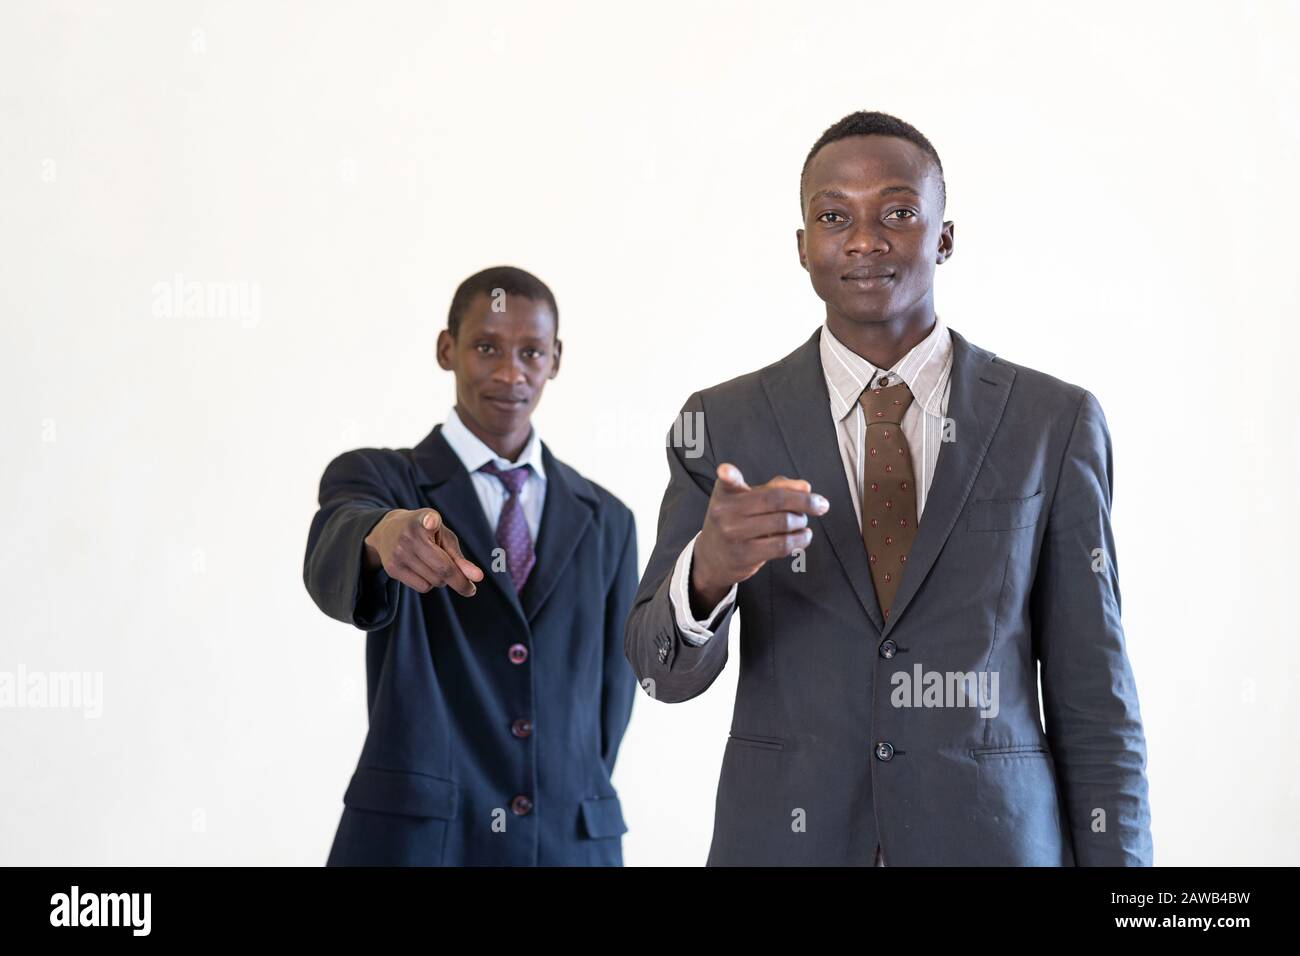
[808,185,921,205]
[472,329,550,343]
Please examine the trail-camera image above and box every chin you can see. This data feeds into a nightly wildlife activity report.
[480,407,520,426]
[838,305,892,324]
[482,403,530,427]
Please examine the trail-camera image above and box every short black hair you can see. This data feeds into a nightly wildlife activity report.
[800,111,946,216]
[447,266,559,339]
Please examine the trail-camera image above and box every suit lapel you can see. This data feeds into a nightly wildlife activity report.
[761,325,1015,637]
[763,329,886,632]
[881,327,1014,635]
[519,443,595,622]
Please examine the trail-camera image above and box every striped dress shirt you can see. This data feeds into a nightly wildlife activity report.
[820,313,954,530]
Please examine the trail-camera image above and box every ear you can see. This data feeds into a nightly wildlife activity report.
[796,228,809,271]
[937,220,955,264]
[549,338,562,379]
[436,329,454,370]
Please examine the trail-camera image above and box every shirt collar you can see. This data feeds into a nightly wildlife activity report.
[819,313,953,423]
[441,406,547,482]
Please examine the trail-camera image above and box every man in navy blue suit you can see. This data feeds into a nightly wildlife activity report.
[304,266,638,866]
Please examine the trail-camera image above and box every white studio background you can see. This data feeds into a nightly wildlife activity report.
[1,0,1297,866]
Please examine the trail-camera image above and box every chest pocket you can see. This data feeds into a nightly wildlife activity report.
[966,489,1044,532]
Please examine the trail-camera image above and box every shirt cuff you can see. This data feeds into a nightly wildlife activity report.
[669,532,737,646]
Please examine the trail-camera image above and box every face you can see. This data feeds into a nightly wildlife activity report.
[796,135,953,328]
[436,291,561,451]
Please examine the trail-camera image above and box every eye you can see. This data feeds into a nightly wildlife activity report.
[887,209,917,221]
[523,348,543,360]
[475,343,496,355]
[817,211,847,224]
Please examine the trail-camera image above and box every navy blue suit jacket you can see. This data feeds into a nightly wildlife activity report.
[304,424,638,865]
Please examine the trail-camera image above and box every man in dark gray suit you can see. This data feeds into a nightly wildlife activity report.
[624,111,1153,866]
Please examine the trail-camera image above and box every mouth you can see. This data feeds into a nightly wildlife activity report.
[842,277,893,291]
[484,395,530,411]
[841,269,895,286]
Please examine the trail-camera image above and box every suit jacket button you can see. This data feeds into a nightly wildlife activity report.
[508,643,529,664]
[875,741,895,761]
[511,795,533,815]
[879,640,897,660]
[511,718,533,738]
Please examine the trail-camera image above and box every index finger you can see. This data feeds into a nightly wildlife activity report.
[741,486,829,518]
[434,523,484,584]
[763,475,812,493]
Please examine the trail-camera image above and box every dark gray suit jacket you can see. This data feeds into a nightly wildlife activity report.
[624,326,1153,866]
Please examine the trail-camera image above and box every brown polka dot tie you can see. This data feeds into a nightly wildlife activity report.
[859,376,917,622]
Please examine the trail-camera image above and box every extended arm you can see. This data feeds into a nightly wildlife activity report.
[303,451,402,630]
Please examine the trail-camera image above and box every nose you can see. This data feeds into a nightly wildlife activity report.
[490,353,528,386]
[844,217,888,257]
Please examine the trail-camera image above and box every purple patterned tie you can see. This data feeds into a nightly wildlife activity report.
[478,462,536,592]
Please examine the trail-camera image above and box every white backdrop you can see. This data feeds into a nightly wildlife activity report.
[2,0,1297,866]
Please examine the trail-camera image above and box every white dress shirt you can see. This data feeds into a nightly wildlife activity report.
[440,406,547,539]
[669,315,954,645]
